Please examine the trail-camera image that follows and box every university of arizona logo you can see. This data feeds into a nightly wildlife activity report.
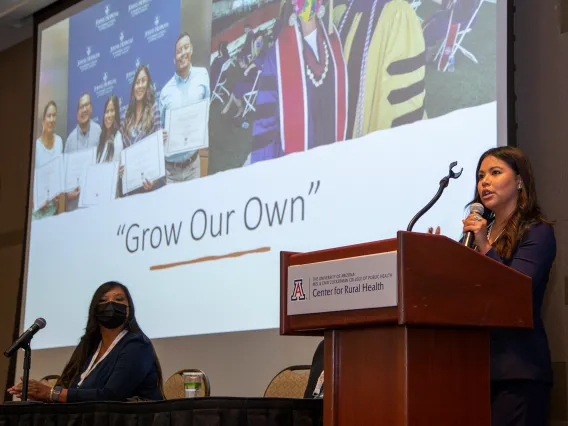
[291,279,306,301]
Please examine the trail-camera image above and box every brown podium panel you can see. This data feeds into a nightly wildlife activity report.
[324,327,490,426]
[281,231,532,426]
[398,232,532,328]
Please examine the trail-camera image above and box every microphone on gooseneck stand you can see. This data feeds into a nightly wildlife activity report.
[463,203,485,248]
[3,318,46,358]
[407,162,463,232]
[4,318,46,402]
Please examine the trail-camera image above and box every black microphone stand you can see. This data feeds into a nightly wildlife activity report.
[22,343,31,402]
[406,161,463,232]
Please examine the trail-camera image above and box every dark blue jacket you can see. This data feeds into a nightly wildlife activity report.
[486,222,556,383]
[67,332,163,402]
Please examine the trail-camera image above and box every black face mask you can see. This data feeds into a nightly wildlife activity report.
[95,302,128,329]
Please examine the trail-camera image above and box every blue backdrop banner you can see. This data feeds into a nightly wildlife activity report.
[67,0,181,138]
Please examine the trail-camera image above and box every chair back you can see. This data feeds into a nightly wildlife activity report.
[214,59,232,89]
[242,70,262,119]
[163,369,211,400]
[210,58,233,105]
[264,365,311,398]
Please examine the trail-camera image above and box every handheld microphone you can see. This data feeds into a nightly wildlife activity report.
[3,318,46,358]
[463,203,485,248]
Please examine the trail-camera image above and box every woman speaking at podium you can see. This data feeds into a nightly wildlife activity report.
[8,282,164,402]
[431,146,555,426]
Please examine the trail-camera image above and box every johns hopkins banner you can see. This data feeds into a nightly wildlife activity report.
[67,0,180,136]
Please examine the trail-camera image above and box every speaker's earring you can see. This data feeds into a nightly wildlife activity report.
[518,183,522,190]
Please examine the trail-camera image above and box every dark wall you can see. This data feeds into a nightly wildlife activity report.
[515,0,568,423]
[0,38,33,402]
[0,0,566,419]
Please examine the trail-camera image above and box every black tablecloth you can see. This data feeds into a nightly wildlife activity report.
[0,397,323,426]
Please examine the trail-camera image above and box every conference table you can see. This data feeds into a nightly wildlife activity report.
[0,397,322,426]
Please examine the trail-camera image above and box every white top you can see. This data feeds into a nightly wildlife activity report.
[35,135,63,168]
[98,131,124,163]
[304,27,319,62]
[77,329,128,387]
[159,66,210,162]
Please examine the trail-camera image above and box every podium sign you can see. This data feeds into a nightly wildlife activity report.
[287,251,397,315]
[280,232,533,426]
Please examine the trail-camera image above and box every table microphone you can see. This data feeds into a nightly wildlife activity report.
[4,318,46,358]
[463,203,484,248]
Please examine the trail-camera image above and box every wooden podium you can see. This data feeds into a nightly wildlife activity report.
[280,231,532,426]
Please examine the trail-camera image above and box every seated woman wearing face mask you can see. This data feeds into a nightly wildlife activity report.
[8,282,164,402]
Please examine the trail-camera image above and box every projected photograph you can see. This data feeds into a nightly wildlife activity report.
[31,0,212,219]
[25,0,503,350]
[419,0,496,117]
[208,0,281,173]
[208,0,496,174]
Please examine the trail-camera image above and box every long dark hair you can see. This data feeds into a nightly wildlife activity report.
[59,281,164,396]
[468,146,550,258]
[218,41,229,58]
[96,95,120,163]
[124,65,156,138]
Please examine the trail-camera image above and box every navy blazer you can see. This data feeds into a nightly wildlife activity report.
[486,222,556,383]
[67,332,163,402]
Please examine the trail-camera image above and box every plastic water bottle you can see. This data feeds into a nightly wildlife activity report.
[183,372,202,398]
